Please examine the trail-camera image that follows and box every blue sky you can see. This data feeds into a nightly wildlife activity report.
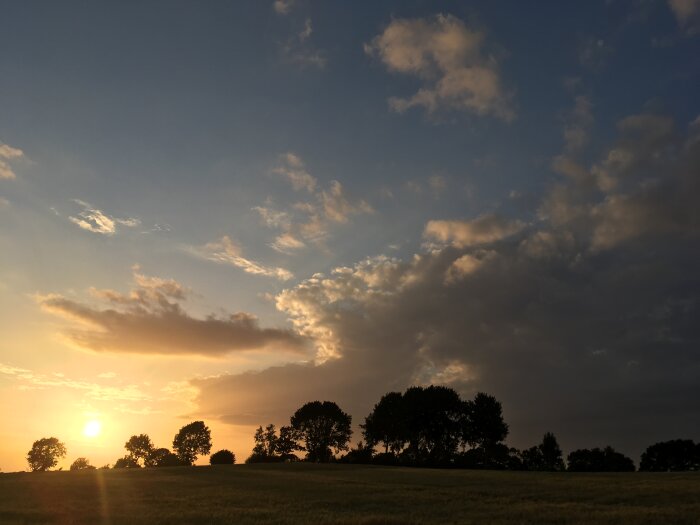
[1,0,699,470]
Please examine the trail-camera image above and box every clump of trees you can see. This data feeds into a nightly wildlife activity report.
[639,439,700,471]
[246,424,300,463]
[567,447,635,472]
[69,457,96,471]
[519,432,566,471]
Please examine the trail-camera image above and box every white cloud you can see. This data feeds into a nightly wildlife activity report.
[366,14,513,119]
[68,199,141,235]
[197,235,294,281]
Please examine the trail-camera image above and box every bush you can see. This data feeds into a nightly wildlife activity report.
[113,456,140,469]
[210,449,236,465]
[70,457,96,471]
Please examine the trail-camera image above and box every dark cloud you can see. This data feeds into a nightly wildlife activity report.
[193,111,700,459]
[37,269,307,357]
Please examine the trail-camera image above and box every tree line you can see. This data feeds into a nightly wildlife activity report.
[24,386,700,472]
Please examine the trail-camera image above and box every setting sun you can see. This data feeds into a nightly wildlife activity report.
[83,420,102,439]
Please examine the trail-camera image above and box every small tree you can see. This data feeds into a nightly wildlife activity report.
[27,437,67,472]
[70,457,96,471]
[173,421,212,465]
[276,426,301,460]
[521,432,565,471]
[113,455,140,468]
[291,401,352,462]
[125,434,154,466]
[210,449,236,465]
[146,448,182,467]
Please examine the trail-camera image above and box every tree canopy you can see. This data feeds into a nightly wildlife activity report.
[291,401,352,462]
[27,437,67,472]
[173,421,212,465]
[210,449,236,465]
[567,446,635,472]
[125,434,154,466]
[639,439,700,471]
[69,457,96,471]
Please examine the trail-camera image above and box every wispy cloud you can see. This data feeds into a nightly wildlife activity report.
[273,0,295,15]
[0,142,24,180]
[195,235,294,280]
[68,199,141,235]
[36,267,306,356]
[366,14,513,119]
[257,153,374,252]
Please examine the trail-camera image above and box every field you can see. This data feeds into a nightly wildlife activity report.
[1,464,699,524]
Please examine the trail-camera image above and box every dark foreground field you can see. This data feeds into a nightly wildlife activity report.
[1,464,699,525]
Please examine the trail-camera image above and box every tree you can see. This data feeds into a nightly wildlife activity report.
[125,434,154,466]
[252,424,278,458]
[145,448,182,467]
[521,432,565,471]
[276,425,301,460]
[27,437,67,472]
[567,447,635,472]
[362,392,406,454]
[463,393,509,449]
[639,439,699,471]
[339,441,374,464]
[291,401,352,462]
[173,421,212,465]
[113,455,140,468]
[210,449,236,465]
[70,457,96,471]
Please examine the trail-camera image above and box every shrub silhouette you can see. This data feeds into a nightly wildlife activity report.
[113,455,140,468]
[147,448,183,467]
[210,449,236,465]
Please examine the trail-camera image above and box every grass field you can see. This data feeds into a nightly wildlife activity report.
[1,463,699,524]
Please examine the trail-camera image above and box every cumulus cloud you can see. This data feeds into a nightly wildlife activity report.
[0,142,24,180]
[68,199,141,235]
[195,236,294,281]
[668,0,700,33]
[36,268,306,357]
[256,154,373,251]
[366,14,513,119]
[424,214,525,248]
[192,109,700,458]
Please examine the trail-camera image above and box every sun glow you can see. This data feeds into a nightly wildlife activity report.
[83,420,102,438]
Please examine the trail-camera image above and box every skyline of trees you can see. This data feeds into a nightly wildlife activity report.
[19,387,700,473]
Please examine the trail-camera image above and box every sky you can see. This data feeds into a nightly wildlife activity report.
[1,0,699,472]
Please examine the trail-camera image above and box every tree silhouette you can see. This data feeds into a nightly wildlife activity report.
[291,401,352,462]
[521,432,565,471]
[27,437,66,472]
[463,392,509,449]
[339,441,374,464]
[362,392,406,454]
[125,434,154,466]
[173,421,212,465]
[113,455,140,468]
[251,424,278,459]
[210,449,236,465]
[145,447,182,467]
[567,446,635,472]
[70,457,96,471]
[276,425,301,460]
[639,440,699,471]
[402,386,464,465]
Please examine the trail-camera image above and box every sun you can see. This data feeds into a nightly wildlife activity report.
[83,420,102,438]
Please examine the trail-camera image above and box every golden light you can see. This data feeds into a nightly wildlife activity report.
[83,420,102,438]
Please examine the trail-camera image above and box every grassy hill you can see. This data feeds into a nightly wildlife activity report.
[1,463,699,524]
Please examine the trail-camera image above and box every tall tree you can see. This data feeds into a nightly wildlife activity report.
[463,392,509,449]
[27,437,67,472]
[290,401,352,462]
[173,421,212,465]
[362,391,406,454]
[521,432,565,471]
[125,434,154,466]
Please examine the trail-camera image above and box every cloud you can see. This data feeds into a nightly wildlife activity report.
[191,109,700,459]
[68,199,141,235]
[273,0,294,15]
[668,0,700,33]
[280,16,327,69]
[257,154,373,251]
[272,153,317,192]
[0,142,24,180]
[36,268,306,357]
[424,214,525,248]
[366,14,513,119]
[195,236,294,281]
